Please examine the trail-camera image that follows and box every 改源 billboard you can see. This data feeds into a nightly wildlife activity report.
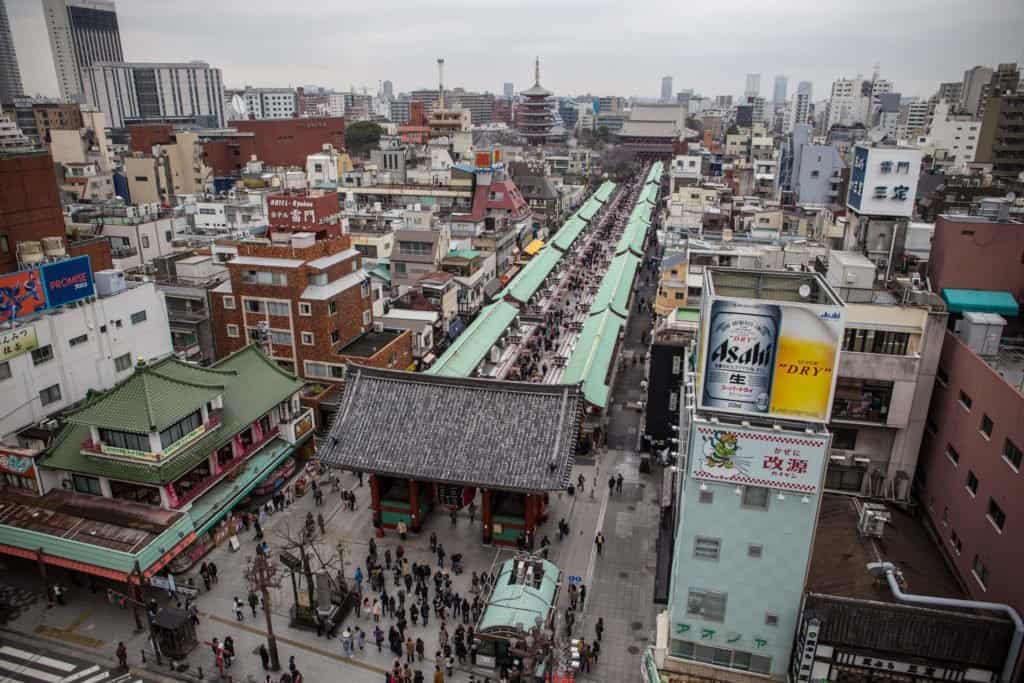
[697,296,844,423]
[690,423,829,494]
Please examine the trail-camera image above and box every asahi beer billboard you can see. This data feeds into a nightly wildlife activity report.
[697,297,844,423]
[690,422,830,494]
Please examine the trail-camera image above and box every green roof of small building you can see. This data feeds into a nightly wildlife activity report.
[447,249,481,261]
[43,346,304,485]
[477,557,561,634]
[68,360,229,433]
[426,301,519,377]
[367,263,391,284]
[562,309,625,408]
[941,288,1020,316]
[675,307,701,322]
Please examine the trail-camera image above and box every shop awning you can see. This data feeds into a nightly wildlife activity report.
[941,289,1020,316]
[523,239,545,256]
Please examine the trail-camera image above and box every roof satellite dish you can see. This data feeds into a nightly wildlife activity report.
[798,284,812,298]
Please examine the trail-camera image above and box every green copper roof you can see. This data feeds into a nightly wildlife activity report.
[592,181,617,204]
[575,198,601,222]
[941,289,1020,316]
[616,218,648,257]
[590,252,640,318]
[367,263,391,284]
[447,249,481,260]
[638,184,659,206]
[562,309,625,408]
[43,346,304,485]
[477,558,560,634]
[646,161,663,185]
[550,215,588,252]
[504,247,561,304]
[426,301,519,377]
[69,360,229,433]
[631,201,653,225]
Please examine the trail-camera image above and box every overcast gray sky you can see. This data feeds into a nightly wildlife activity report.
[9,0,1024,100]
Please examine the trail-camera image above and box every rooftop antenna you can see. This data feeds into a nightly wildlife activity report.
[534,56,541,87]
[437,58,445,110]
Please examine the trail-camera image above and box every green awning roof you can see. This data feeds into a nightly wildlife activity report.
[592,181,617,204]
[550,215,588,252]
[478,558,560,634]
[503,247,561,304]
[590,252,640,318]
[616,219,648,257]
[942,289,1020,316]
[562,310,625,408]
[576,198,601,222]
[426,301,519,377]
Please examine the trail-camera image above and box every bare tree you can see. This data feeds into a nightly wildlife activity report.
[243,552,282,671]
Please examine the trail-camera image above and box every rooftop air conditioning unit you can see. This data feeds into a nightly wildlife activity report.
[858,502,890,539]
[17,240,44,266]
[41,237,66,258]
[94,269,126,296]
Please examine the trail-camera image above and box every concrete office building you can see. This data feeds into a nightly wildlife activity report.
[744,73,760,99]
[926,101,982,170]
[43,0,124,102]
[772,75,787,105]
[959,65,994,116]
[84,61,225,129]
[239,87,297,120]
[778,124,845,205]
[661,76,674,103]
[0,0,22,103]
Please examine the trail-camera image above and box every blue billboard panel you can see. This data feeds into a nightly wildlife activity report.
[41,256,95,308]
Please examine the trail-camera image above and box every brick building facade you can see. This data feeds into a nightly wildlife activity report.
[203,117,347,175]
[210,233,411,381]
[0,151,65,273]
[267,190,342,238]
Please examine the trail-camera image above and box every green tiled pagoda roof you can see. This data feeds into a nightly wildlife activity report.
[43,346,304,486]
[69,360,230,433]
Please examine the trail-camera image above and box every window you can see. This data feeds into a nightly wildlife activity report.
[0,361,10,381]
[31,345,54,366]
[328,301,337,315]
[130,310,147,325]
[826,464,865,492]
[764,613,779,627]
[69,333,88,347]
[141,235,150,249]
[99,428,151,452]
[240,270,287,286]
[361,281,371,299]
[747,544,763,559]
[398,240,432,257]
[841,328,910,356]
[980,414,993,439]
[227,324,239,338]
[950,529,962,554]
[362,310,372,326]
[72,474,102,496]
[301,332,314,346]
[269,330,292,346]
[833,378,893,422]
[937,366,949,386]
[159,410,203,449]
[686,588,726,622]
[958,390,972,410]
[266,301,289,317]
[972,555,989,588]
[698,489,713,504]
[831,427,857,450]
[966,471,978,496]
[299,302,312,316]
[393,262,407,275]
[39,384,61,405]
[741,486,769,510]
[693,537,720,561]
[114,353,132,372]
[988,499,1006,531]
[245,300,263,313]
[330,330,340,344]
[222,295,236,309]
[946,444,960,466]
[1004,439,1022,471]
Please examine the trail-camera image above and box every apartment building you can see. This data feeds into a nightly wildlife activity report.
[209,232,412,381]
[43,0,124,101]
[84,61,225,129]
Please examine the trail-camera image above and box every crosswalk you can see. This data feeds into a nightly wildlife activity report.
[0,645,142,683]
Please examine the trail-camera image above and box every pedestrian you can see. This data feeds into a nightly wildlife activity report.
[595,532,605,555]
[468,501,476,524]
[397,520,407,540]
[375,625,385,653]
[258,643,270,669]
[449,509,457,527]
[608,476,616,495]
[249,591,259,617]
[354,566,364,594]
[200,562,211,590]
[406,637,415,664]
[317,512,325,535]
[189,603,199,625]
[209,562,219,584]
[433,666,444,683]
[580,583,587,609]
[224,636,235,666]
[342,627,354,656]
[385,549,392,571]
[288,655,297,677]
[592,639,601,664]
[445,656,454,679]
[116,642,127,669]
[596,616,604,641]
[429,532,437,553]
[436,544,445,568]
[416,637,425,662]
[616,473,624,494]
[234,596,244,621]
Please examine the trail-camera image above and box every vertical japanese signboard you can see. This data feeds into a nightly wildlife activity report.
[689,422,829,494]
[697,296,844,423]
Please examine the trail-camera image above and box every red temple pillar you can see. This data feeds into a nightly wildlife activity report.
[370,475,384,537]
[524,494,538,548]
[409,480,420,532]
[482,489,493,545]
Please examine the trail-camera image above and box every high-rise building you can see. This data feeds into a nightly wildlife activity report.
[744,73,760,99]
[959,65,994,115]
[503,82,513,98]
[233,87,296,120]
[936,81,962,106]
[772,75,788,104]
[43,0,124,102]
[661,76,673,103]
[0,0,23,103]
[797,80,812,98]
[785,89,812,134]
[977,62,1020,120]
[382,80,394,100]
[83,61,224,128]
[977,92,1024,189]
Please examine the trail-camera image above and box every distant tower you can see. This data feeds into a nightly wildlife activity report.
[382,80,394,100]
[43,0,125,102]
[0,0,23,102]
[518,57,555,146]
[437,58,445,109]
[661,76,673,102]
[772,75,788,105]
[745,73,761,100]
[503,82,514,98]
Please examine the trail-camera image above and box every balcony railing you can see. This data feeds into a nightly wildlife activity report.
[279,407,315,445]
[173,424,280,507]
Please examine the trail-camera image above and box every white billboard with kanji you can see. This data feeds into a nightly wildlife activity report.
[689,422,830,494]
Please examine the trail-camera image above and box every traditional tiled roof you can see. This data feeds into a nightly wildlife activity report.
[43,346,304,485]
[68,359,229,433]
[317,366,582,491]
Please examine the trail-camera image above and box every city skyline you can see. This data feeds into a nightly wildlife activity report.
[6,0,1024,101]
